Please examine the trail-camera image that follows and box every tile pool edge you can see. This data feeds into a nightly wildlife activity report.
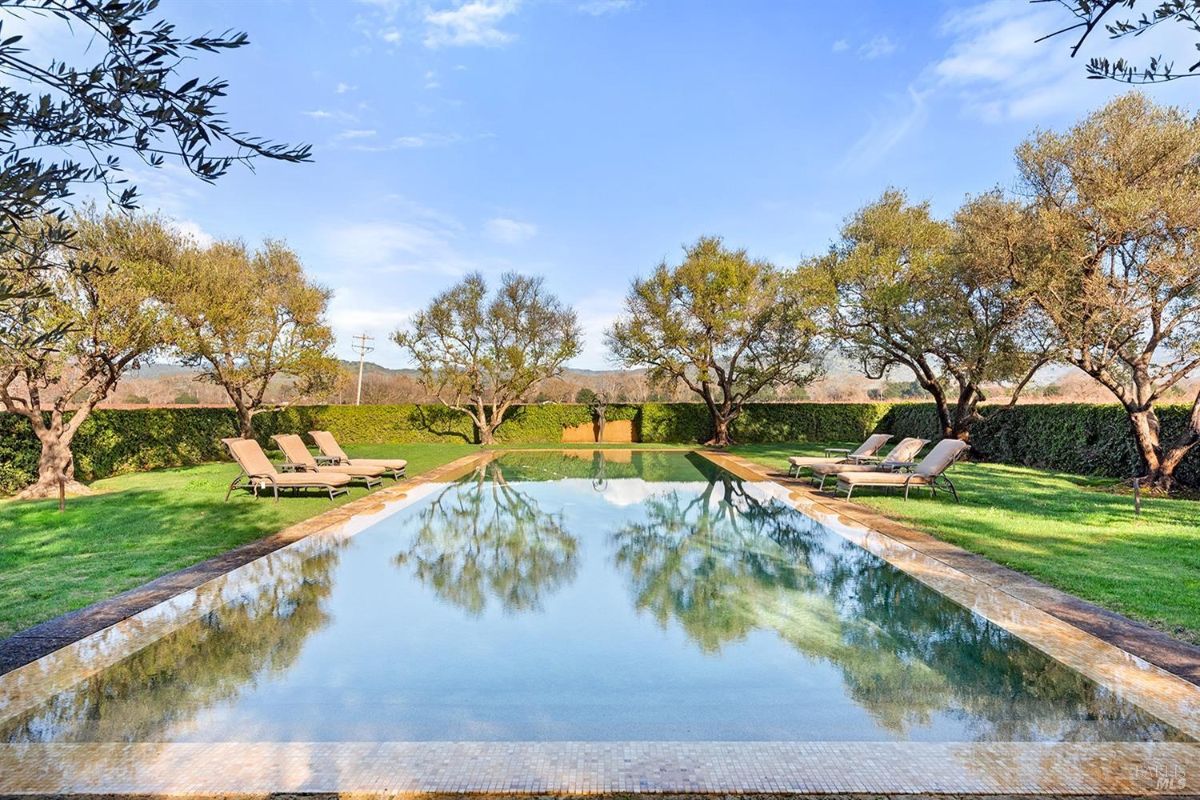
[694,450,1200,742]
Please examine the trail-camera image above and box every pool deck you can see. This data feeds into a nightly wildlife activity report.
[1,448,1198,797]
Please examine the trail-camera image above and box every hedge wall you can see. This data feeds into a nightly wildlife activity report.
[4,400,1199,494]
[878,402,1200,486]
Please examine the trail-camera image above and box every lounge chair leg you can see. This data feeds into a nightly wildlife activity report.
[273,485,279,502]
[225,476,241,502]
[943,476,960,503]
[844,485,853,500]
[904,481,911,500]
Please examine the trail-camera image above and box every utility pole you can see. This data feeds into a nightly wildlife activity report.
[351,333,375,406]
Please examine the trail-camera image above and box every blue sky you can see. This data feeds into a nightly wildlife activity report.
[51,0,1200,367]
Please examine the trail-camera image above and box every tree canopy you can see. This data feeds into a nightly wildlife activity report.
[0,208,183,497]
[811,192,1049,439]
[393,272,582,445]
[1013,92,1200,488]
[0,0,310,356]
[162,239,338,439]
[607,237,823,447]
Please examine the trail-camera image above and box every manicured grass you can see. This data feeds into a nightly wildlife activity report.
[730,443,1200,643]
[0,443,475,638]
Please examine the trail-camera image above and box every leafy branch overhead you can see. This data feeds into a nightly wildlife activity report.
[0,0,311,354]
[1038,0,1200,82]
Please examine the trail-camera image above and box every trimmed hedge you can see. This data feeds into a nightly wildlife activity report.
[253,404,475,445]
[879,402,1200,486]
[4,400,1199,493]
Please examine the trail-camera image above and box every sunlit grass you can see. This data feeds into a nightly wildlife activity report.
[731,443,1200,643]
[0,443,475,638]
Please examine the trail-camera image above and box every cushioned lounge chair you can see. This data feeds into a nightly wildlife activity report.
[271,433,384,489]
[308,430,407,480]
[222,437,352,502]
[835,439,971,501]
[808,437,929,490]
[787,433,892,477]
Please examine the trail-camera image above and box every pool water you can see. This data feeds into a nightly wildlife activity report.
[1,451,1188,743]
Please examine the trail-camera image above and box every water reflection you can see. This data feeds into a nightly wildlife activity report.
[609,474,1186,742]
[3,544,342,743]
[394,461,578,615]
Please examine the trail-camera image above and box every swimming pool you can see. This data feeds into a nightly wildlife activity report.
[0,450,1189,746]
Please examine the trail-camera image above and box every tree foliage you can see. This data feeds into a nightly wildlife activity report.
[160,239,337,439]
[0,208,182,496]
[1013,92,1200,488]
[0,0,310,348]
[607,237,823,447]
[1038,0,1200,83]
[393,272,582,445]
[811,191,1050,440]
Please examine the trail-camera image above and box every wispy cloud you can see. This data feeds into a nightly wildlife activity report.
[335,129,378,140]
[335,82,357,94]
[577,0,634,15]
[424,0,521,48]
[831,38,849,53]
[840,85,929,173]
[484,217,538,244]
[858,35,897,60]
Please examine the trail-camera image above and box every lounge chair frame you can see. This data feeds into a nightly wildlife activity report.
[224,472,350,503]
[271,434,384,489]
[308,430,407,480]
[836,441,970,502]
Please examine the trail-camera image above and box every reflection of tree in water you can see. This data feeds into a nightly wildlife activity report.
[1,544,341,743]
[395,461,578,615]
[612,475,1187,742]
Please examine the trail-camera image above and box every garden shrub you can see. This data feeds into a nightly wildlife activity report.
[253,404,476,445]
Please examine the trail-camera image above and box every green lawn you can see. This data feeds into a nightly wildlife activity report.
[730,443,1200,643]
[0,443,475,638]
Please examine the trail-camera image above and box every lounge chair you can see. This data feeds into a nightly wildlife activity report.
[808,437,929,490]
[835,439,971,501]
[308,430,407,480]
[271,433,384,489]
[787,433,892,477]
[221,437,352,502]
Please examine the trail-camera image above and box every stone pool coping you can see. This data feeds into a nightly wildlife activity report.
[697,451,1200,688]
[1,448,1198,797]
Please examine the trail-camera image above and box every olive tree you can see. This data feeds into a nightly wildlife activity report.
[607,236,823,447]
[0,0,309,351]
[0,210,182,497]
[813,190,1050,440]
[1013,92,1200,489]
[163,240,338,439]
[393,272,582,445]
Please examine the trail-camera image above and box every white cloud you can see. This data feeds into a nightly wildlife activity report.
[484,217,537,244]
[335,82,357,94]
[381,27,403,44]
[335,128,378,140]
[574,288,626,368]
[339,132,469,151]
[424,69,441,89]
[577,0,634,15]
[858,35,897,60]
[932,0,1196,122]
[424,0,520,48]
[167,218,215,248]
[831,39,849,53]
